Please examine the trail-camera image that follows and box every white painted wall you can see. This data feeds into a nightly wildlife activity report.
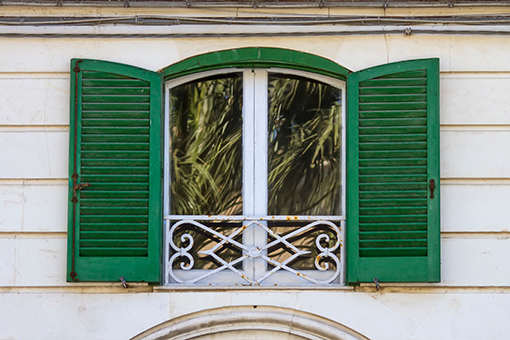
[1,4,510,340]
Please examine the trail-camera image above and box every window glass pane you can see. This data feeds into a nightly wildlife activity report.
[170,73,243,215]
[268,73,342,216]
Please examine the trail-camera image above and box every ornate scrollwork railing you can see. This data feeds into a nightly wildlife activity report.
[165,217,342,285]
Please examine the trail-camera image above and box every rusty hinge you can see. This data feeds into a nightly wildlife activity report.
[71,182,91,203]
[429,179,436,199]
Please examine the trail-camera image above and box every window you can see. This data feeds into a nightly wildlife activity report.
[164,69,345,285]
[67,48,440,285]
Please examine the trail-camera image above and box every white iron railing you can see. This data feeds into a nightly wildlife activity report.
[164,216,344,286]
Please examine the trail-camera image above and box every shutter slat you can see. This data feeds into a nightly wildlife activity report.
[359,151,427,159]
[359,142,426,151]
[83,103,150,111]
[80,199,148,207]
[359,222,428,231]
[80,240,148,248]
[82,79,149,87]
[360,198,427,207]
[81,223,148,231]
[360,231,428,239]
[360,248,427,257]
[80,248,148,257]
[81,207,149,215]
[360,86,427,95]
[81,183,149,191]
[360,134,427,143]
[81,159,149,167]
[359,94,427,103]
[83,87,150,95]
[81,175,149,183]
[360,102,427,111]
[359,207,428,215]
[81,216,148,223]
[359,126,427,134]
[81,166,149,174]
[81,151,149,159]
[82,111,149,119]
[83,95,150,103]
[359,191,428,199]
[80,231,148,239]
[360,78,427,87]
[359,175,428,183]
[81,135,149,143]
[83,71,133,79]
[359,159,427,167]
[82,119,150,127]
[359,166,426,175]
[359,118,427,127]
[82,143,149,151]
[82,127,150,134]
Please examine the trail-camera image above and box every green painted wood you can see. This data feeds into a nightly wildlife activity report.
[67,59,162,283]
[359,142,427,151]
[359,223,427,231]
[161,47,350,81]
[80,231,148,239]
[359,134,427,143]
[82,111,150,119]
[81,143,150,151]
[81,223,148,231]
[358,118,427,127]
[83,88,150,95]
[360,86,427,95]
[360,230,428,239]
[359,94,427,103]
[346,58,440,284]
[80,199,148,207]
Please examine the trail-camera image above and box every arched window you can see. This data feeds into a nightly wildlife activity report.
[165,68,345,285]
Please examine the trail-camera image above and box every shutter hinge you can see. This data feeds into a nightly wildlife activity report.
[73,64,81,73]
[71,182,91,203]
[119,276,128,288]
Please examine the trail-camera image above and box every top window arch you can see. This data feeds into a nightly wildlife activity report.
[67,48,440,286]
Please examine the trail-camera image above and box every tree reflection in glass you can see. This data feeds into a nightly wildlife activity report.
[170,73,243,216]
[268,73,342,216]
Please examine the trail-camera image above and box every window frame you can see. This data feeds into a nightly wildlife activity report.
[163,67,347,286]
[67,48,439,285]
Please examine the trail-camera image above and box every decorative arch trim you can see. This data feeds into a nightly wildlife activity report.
[160,47,350,80]
[131,306,369,340]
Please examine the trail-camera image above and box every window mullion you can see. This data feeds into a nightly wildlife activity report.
[252,69,269,280]
[253,69,268,216]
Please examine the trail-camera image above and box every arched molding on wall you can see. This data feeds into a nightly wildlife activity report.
[160,47,350,81]
[131,305,370,340]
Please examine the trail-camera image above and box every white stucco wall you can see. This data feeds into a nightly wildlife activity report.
[1,4,510,340]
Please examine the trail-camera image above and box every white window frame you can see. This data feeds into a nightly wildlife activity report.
[163,68,346,286]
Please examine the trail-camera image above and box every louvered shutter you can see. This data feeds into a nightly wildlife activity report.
[346,58,440,283]
[67,59,163,282]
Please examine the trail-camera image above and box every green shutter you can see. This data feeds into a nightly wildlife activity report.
[67,59,163,282]
[346,58,440,284]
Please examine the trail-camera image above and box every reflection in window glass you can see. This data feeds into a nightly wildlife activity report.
[268,73,342,216]
[170,73,243,215]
